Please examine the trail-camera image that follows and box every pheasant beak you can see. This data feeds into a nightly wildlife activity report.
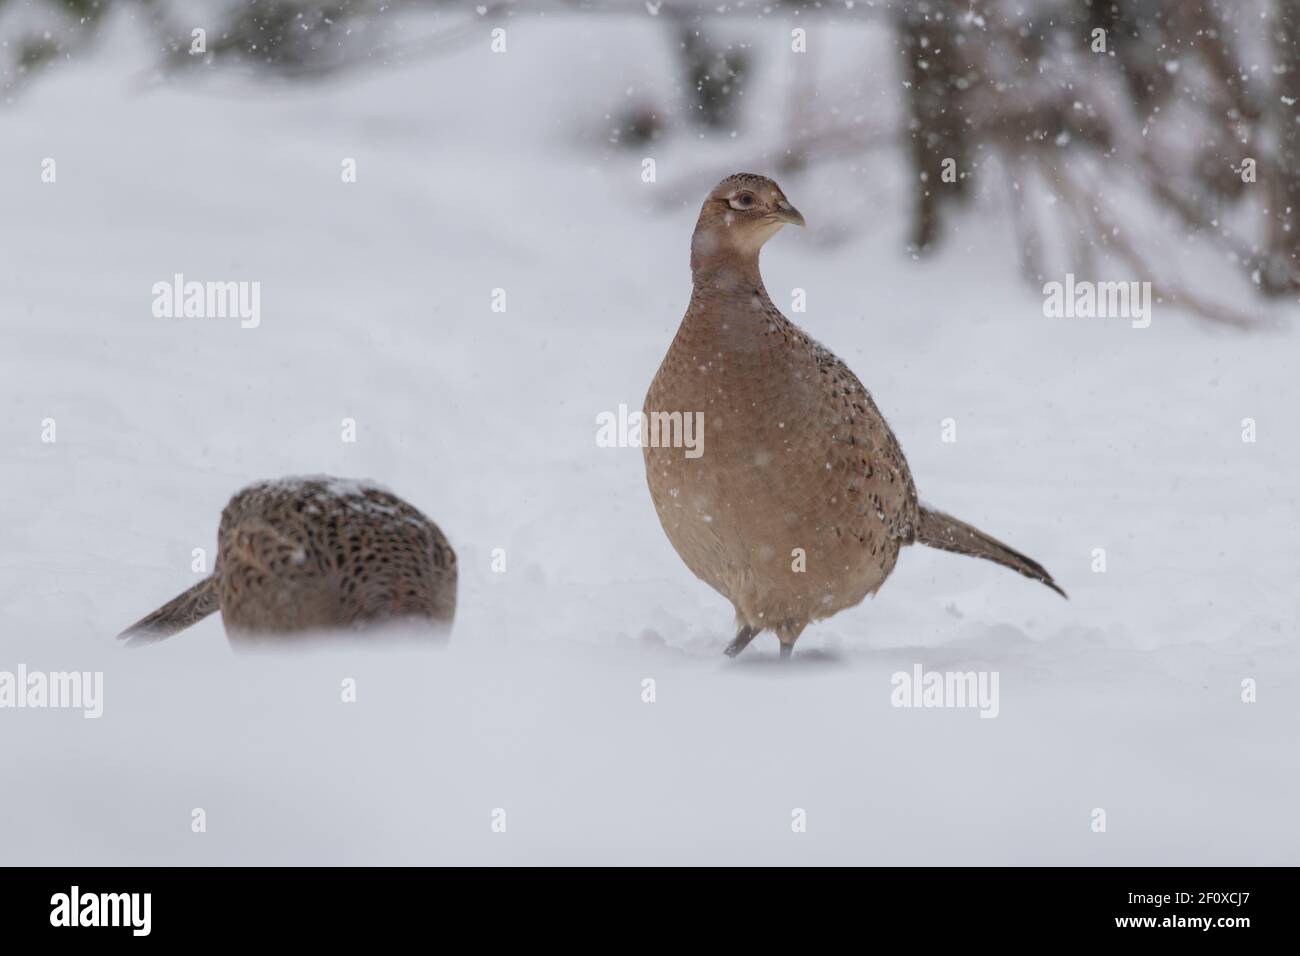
[771,200,806,228]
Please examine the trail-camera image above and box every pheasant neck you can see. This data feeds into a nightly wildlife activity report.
[682,257,782,351]
[689,253,765,294]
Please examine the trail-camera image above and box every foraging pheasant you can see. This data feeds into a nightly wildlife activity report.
[643,173,1064,659]
[118,476,457,645]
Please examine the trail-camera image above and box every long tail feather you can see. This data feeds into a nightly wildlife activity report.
[118,576,220,645]
[916,506,1066,598]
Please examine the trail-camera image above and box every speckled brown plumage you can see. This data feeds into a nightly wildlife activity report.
[644,173,1063,659]
[119,476,456,645]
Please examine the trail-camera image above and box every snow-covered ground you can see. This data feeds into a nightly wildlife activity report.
[1,11,1296,864]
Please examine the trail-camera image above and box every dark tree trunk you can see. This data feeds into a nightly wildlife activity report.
[898,1,972,252]
[1263,0,1300,295]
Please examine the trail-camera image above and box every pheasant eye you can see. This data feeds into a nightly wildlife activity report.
[729,193,756,210]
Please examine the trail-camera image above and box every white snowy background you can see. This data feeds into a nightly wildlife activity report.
[1,9,1296,864]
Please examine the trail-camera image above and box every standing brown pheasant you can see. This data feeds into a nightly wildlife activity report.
[119,476,457,646]
[643,173,1063,659]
